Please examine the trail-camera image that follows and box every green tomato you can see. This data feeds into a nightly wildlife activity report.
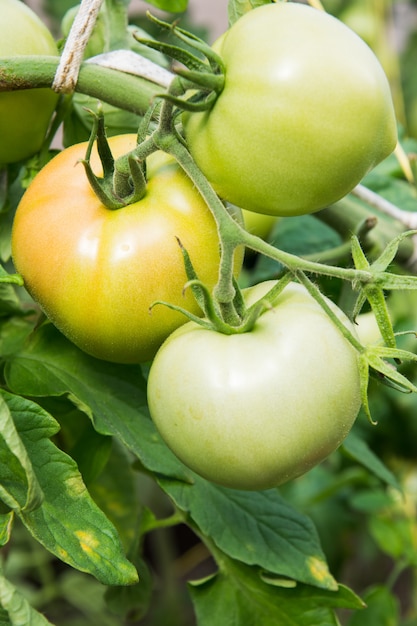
[11,134,243,364]
[355,311,383,345]
[183,2,397,217]
[242,208,278,241]
[0,0,59,165]
[147,280,362,490]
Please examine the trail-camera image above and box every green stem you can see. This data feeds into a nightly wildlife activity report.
[0,56,160,117]
[244,229,372,282]
[155,132,374,312]
[317,196,414,263]
[295,272,364,352]
[150,81,376,293]
[141,511,184,534]
[159,137,243,309]
[385,557,409,591]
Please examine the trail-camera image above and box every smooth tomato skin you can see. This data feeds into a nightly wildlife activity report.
[242,208,278,241]
[355,311,383,345]
[183,3,397,217]
[147,281,362,490]
[0,0,59,165]
[11,135,243,363]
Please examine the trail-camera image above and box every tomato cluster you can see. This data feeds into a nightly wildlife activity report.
[10,2,397,489]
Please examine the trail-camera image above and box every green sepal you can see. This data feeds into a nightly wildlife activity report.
[358,353,375,425]
[145,12,225,74]
[81,107,149,210]
[176,237,207,313]
[366,345,417,393]
[176,68,224,93]
[157,88,218,112]
[184,280,240,334]
[350,234,414,349]
[375,272,417,290]
[135,36,208,73]
[149,298,214,330]
[0,265,24,286]
[231,276,247,320]
[245,272,293,317]
[93,107,115,179]
[359,342,417,424]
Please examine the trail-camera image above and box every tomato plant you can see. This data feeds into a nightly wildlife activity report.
[11,134,242,363]
[147,280,362,490]
[183,2,397,217]
[0,0,58,165]
[3,1,417,625]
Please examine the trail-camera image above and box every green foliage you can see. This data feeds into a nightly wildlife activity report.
[190,569,363,626]
[145,0,188,11]
[347,586,400,626]
[228,0,270,26]
[0,390,137,586]
[0,567,54,625]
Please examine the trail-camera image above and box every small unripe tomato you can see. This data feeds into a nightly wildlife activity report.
[148,281,362,490]
[0,0,59,165]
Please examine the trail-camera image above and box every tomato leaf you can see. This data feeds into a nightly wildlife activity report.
[145,0,188,12]
[4,323,191,483]
[0,390,138,586]
[0,283,26,317]
[0,393,43,513]
[0,266,23,287]
[341,430,400,490]
[228,0,271,26]
[369,514,417,564]
[190,565,363,626]
[363,163,417,214]
[0,568,54,625]
[0,318,34,359]
[105,554,153,621]
[0,511,13,547]
[88,439,142,554]
[158,476,337,590]
[347,585,400,626]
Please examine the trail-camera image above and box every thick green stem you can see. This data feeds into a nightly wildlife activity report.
[317,196,414,263]
[154,132,376,327]
[0,56,160,116]
[159,137,243,308]
[155,135,375,298]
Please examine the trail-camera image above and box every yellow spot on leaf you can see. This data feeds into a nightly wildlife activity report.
[57,547,69,561]
[306,556,338,590]
[65,476,87,497]
[75,530,99,557]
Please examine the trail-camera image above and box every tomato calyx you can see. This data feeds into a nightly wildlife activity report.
[136,13,225,113]
[80,106,149,210]
[151,239,294,335]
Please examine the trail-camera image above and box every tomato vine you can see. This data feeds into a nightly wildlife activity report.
[3,1,417,624]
